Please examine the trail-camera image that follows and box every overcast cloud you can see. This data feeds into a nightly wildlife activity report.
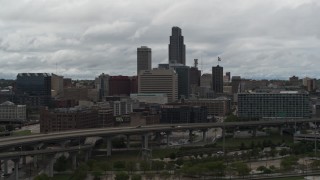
[1,0,320,79]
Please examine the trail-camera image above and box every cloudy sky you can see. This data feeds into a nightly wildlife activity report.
[1,0,320,80]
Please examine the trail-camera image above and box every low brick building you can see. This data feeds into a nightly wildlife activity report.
[40,107,99,133]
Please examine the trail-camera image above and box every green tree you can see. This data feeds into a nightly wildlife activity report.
[98,162,112,175]
[231,162,250,177]
[279,148,289,156]
[175,158,184,166]
[166,162,175,173]
[125,161,136,174]
[113,161,126,170]
[91,165,103,180]
[280,156,298,171]
[169,152,176,160]
[140,161,150,174]
[87,159,97,170]
[54,155,69,172]
[33,173,50,180]
[151,160,165,173]
[70,163,89,180]
[131,174,142,180]
[269,147,278,158]
[112,137,126,148]
[205,161,226,177]
[240,142,246,150]
[310,160,320,169]
[225,114,238,122]
[115,171,129,180]
[160,171,171,180]
[250,141,255,149]
[257,166,267,172]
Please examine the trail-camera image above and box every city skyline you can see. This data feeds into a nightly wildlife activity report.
[1,0,320,80]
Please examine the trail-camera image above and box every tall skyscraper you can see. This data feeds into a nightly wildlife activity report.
[212,65,223,93]
[137,46,152,74]
[168,27,186,65]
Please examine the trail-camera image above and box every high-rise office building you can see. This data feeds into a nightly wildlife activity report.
[157,63,191,99]
[168,64,190,99]
[138,69,178,103]
[231,76,241,94]
[307,78,316,92]
[109,76,131,96]
[200,73,212,88]
[137,46,152,74]
[51,74,64,98]
[226,72,231,82]
[16,73,52,106]
[160,105,208,124]
[238,92,310,118]
[212,65,223,93]
[168,27,186,65]
[95,73,110,101]
[190,67,201,87]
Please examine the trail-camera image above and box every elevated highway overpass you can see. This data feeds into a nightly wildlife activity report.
[0,118,319,150]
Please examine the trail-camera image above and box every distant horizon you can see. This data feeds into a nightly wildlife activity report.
[0,71,314,81]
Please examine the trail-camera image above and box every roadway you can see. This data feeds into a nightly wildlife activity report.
[0,118,318,150]
[0,144,93,160]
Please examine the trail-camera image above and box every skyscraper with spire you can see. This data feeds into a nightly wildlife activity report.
[168,26,186,65]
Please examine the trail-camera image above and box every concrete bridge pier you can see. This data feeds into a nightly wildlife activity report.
[13,158,19,180]
[105,137,112,157]
[126,135,130,149]
[22,156,27,165]
[3,159,8,174]
[154,132,161,145]
[88,148,92,158]
[48,154,55,177]
[84,149,92,162]
[166,132,170,146]
[222,127,226,154]
[189,129,194,143]
[71,153,77,170]
[33,155,38,168]
[252,128,257,137]
[202,130,207,142]
[278,126,283,136]
[142,133,149,149]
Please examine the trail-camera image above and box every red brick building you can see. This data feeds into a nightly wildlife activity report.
[40,107,99,133]
[109,76,137,96]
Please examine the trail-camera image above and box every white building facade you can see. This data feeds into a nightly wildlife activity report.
[0,101,26,122]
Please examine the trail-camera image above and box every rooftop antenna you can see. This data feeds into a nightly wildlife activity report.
[194,59,198,68]
[200,54,203,71]
[218,56,221,66]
